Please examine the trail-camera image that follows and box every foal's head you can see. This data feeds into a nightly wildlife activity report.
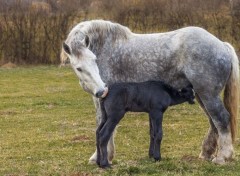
[62,35,108,98]
[179,86,195,104]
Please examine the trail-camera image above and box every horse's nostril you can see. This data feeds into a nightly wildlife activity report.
[95,90,104,98]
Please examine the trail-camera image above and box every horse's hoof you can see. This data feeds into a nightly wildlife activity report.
[108,160,112,165]
[212,157,225,165]
[89,153,98,165]
[198,152,213,161]
[88,159,97,165]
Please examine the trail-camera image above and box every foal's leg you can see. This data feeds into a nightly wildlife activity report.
[149,109,163,161]
[89,97,115,164]
[148,116,154,158]
[96,115,107,166]
[98,111,125,168]
[198,95,233,164]
[196,94,218,160]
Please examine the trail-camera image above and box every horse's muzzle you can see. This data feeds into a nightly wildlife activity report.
[95,87,108,98]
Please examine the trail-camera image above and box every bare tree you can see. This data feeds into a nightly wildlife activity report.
[0,0,239,64]
[230,0,240,51]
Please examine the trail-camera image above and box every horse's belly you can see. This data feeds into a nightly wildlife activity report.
[104,62,189,89]
[101,48,189,88]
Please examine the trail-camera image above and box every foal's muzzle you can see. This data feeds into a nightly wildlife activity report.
[188,98,195,104]
[188,100,195,104]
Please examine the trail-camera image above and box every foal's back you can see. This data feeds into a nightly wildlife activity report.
[104,81,175,112]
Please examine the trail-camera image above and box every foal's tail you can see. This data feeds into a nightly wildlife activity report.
[224,42,239,142]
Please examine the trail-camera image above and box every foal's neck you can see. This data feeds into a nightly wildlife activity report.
[169,92,187,106]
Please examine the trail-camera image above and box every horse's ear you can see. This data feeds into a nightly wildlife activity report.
[63,42,71,55]
[84,35,90,48]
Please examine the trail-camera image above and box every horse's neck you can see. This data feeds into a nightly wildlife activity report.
[90,38,104,57]
[91,34,116,57]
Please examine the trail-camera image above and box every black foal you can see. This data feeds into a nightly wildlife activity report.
[96,81,195,168]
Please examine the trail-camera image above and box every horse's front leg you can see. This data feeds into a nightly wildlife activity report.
[89,97,115,164]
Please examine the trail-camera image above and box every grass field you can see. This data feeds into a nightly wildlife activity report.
[0,66,240,176]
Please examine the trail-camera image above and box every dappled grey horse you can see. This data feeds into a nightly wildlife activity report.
[62,20,239,165]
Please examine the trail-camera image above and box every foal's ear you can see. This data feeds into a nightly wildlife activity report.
[63,42,72,55]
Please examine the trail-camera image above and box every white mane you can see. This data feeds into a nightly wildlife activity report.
[66,20,132,46]
[74,19,132,40]
[64,20,132,57]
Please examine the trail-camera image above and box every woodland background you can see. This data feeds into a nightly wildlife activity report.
[0,0,240,65]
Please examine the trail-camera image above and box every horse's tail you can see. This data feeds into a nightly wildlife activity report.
[223,42,239,142]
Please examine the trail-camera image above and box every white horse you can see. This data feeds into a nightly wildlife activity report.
[62,20,239,165]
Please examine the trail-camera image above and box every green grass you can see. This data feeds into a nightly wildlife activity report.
[0,66,240,176]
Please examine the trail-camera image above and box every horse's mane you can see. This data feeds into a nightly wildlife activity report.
[63,20,132,59]
[79,20,132,41]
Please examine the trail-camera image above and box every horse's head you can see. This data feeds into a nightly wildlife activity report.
[62,35,108,98]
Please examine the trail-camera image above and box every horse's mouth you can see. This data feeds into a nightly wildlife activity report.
[101,87,108,98]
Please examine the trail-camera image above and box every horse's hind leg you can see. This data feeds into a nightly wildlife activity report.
[198,94,233,164]
[196,94,218,160]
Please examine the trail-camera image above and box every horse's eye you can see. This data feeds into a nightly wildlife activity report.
[77,67,82,72]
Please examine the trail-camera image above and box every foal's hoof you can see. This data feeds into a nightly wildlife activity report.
[154,157,161,162]
[100,163,111,169]
[96,160,100,166]
[149,153,154,159]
